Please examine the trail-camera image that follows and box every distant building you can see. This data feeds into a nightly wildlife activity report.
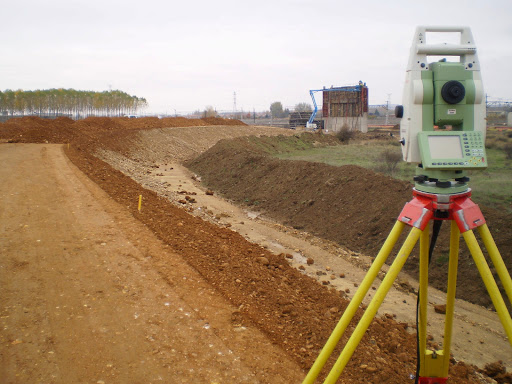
[322,83,369,133]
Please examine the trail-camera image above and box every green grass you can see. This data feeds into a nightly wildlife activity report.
[274,133,512,213]
[435,252,450,267]
[468,147,512,210]
[275,142,384,167]
[275,141,416,180]
[246,133,339,155]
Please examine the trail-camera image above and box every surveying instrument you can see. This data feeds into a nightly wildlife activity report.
[303,26,512,384]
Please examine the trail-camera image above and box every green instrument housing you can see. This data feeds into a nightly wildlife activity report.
[414,62,486,194]
[420,62,478,132]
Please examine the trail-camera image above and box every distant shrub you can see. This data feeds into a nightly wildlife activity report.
[336,125,355,144]
[486,138,504,150]
[381,149,402,175]
[486,130,512,150]
[373,148,403,176]
[504,143,512,159]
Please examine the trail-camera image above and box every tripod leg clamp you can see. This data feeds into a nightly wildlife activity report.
[398,196,433,230]
[452,197,485,232]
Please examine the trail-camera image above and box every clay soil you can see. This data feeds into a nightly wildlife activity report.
[0,116,510,383]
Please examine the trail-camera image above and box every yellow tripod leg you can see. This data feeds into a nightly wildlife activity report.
[442,221,460,377]
[323,227,422,384]
[418,224,429,375]
[419,222,459,379]
[478,224,512,306]
[302,221,406,384]
[463,230,512,348]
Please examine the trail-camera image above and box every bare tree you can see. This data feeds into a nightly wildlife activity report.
[270,101,285,118]
[203,106,217,118]
[294,102,312,112]
[0,88,148,118]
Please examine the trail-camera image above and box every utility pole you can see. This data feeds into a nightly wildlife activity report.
[385,93,391,125]
[233,92,237,118]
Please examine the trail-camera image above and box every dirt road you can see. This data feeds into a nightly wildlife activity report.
[0,144,303,383]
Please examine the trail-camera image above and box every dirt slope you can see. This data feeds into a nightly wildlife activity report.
[186,135,512,310]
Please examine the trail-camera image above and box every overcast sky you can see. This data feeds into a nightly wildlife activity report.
[1,0,511,114]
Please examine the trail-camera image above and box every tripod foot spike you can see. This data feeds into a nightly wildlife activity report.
[418,377,447,384]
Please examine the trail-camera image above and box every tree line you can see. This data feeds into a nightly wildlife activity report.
[0,88,148,119]
[270,101,312,118]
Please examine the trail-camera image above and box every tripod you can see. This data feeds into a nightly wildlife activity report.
[303,188,512,384]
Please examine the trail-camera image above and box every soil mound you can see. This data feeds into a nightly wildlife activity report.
[202,116,246,126]
[0,116,246,144]
[186,136,411,253]
[186,135,512,309]
[0,116,77,143]
[75,116,125,130]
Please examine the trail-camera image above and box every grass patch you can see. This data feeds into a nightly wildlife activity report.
[246,132,339,154]
[468,147,512,210]
[435,252,450,267]
[274,132,512,212]
[275,141,417,180]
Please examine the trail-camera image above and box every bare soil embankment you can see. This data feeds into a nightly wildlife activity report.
[185,134,512,311]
